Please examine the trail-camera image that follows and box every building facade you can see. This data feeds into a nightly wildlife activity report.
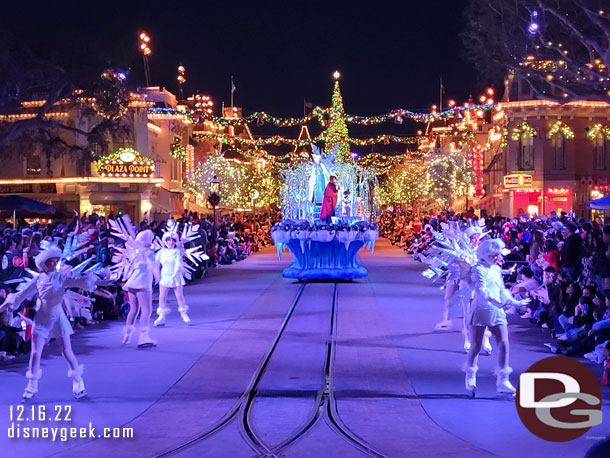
[0,86,224,222]
[475,100,610,218]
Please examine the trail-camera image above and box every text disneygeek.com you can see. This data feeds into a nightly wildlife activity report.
[8,422,134,442]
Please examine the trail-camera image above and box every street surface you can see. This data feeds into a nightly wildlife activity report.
[1,239,608,457]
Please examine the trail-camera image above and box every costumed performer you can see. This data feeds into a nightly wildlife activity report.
[460,226,493,355]
[320,175,338,223]
[433,224,493,356]
[0,247,97,400]
[122,229,160,347]
[154,232,191,326]
[464,238,530,396]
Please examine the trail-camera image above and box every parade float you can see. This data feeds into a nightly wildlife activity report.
[271,144,379,280]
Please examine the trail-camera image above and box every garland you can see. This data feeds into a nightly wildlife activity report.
[511,122,538,141]
[192,131,422,148]
[147,104,496,127]
[549,121,575,139]
[587,124,610,140]
[170,139,186,160]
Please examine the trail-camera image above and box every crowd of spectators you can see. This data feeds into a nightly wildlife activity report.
[0,209,280,361]
[379,206,610,387]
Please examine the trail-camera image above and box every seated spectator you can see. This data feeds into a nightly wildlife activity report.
[511,267,540,300]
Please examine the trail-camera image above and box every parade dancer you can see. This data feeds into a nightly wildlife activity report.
[121,229,160,347]
[154,232,191,326]
[429,223,493,355]
[460,226,492,356]
[464,239,530,396]
[0,247,98,400]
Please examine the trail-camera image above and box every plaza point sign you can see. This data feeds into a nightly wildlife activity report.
[504,174,533,188]
[97,148,155,178]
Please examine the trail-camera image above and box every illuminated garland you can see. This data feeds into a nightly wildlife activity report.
[170,139,186,160]
[549,121,575,139]
[356,153,412,176]
[146,104,496,127]
[90,70,130,120]
[192,131,421,148]
[511,122,538,141]
[587,124,610,140]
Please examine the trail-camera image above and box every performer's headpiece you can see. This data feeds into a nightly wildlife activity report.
[135,229,155,246]
[35,246,63,271]
[476,238,505,262]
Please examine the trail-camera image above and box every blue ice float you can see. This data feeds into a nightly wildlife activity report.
[271,220,378,280]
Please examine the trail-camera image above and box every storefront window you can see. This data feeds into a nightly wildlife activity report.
[551,133,566,169]
[518,133,534,170]
[26,152,41,176]
[593,134,607,170]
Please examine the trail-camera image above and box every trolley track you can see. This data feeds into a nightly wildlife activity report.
[156,280,386,458]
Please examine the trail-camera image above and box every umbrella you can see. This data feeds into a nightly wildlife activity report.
[587,195,610,210]
[0,195,56,225]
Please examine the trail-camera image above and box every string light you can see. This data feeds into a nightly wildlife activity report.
[587,124,610,140]
[379,161,429,205]
[170,138,186,160]
[548,121,575,139]
[511,122,538,141]
[184,154,282,207]
[192,130,422,149]
[145,103,495,128]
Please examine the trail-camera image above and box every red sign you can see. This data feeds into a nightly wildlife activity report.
[504,174,533,188]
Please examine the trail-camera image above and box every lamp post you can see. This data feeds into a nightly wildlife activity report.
[139,32,152,86]
[208,175,221,242]
[177,65,186,99]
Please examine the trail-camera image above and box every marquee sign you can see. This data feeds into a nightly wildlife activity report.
[97,148,155,178]
[504,174,533,188]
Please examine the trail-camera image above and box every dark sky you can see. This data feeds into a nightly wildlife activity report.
[3,0,483,118]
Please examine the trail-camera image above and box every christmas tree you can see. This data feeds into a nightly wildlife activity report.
[325,79,352,162]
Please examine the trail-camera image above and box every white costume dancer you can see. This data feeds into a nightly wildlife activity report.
[121,230,160,347]
[152,220,208,327]
[0,246,98,400]
[424,221,492,354]
[464,239,530,396]
[154,232,190,326]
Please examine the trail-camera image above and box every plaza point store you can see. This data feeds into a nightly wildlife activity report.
[0,148,178,223]
[477,173,573,217]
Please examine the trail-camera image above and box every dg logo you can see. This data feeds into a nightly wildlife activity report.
[516,356,603,442]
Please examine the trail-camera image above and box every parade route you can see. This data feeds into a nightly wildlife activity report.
[1,240,608,458]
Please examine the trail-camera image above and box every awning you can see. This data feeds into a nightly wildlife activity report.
[588,195,610,210]
[0,195,55,214]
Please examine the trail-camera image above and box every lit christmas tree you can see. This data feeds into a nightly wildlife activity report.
[325,76,352,162]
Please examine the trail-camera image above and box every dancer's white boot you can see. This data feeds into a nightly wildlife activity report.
[68,365,86,399]
[178,306,191,325]
[495,367,516,396]
[122,325,135,345]
[153,307,170,327]
[463,365,478,397]
[23,370,42,400]
[435,311,452,331]
[138,327,157,348]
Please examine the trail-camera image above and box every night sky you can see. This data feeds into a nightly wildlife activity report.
[3,1,483,119]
